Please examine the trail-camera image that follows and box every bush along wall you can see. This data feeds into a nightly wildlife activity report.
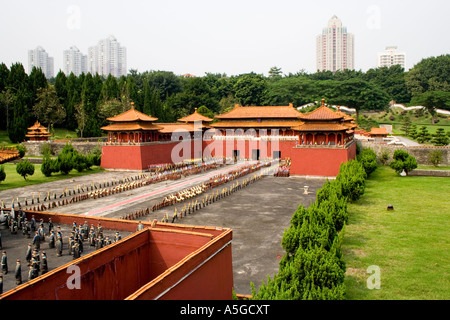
[250,159,370,300]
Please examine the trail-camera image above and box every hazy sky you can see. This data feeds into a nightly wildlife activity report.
[1,0,449,76]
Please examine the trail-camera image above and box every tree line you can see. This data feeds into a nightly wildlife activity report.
[1,54,449,142]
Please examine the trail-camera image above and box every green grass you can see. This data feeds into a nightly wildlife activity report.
[417,165,450,171]
[342,166,450,300]
[361,110,450,136]
[0,162,104,191]
[0,129,78,147]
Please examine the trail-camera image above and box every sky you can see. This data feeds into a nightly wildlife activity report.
[1,0,449,76]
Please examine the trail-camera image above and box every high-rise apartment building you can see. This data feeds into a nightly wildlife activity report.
[88,35,127,78]
[316,15,354,72]
[63,46,87,76]
[377,46,406,69]
[28,46,54,78]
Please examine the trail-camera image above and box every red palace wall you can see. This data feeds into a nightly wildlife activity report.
[290,141,357,176]
[101,139,356,177]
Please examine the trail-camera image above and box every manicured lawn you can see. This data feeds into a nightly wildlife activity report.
[0,162,104,191]
[417,165,450,171]
[343,166,450,300]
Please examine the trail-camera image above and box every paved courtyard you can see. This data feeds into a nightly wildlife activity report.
[0,163,326,296]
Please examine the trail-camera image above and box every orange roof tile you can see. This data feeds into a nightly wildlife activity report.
[157,123,205,133]
[211,120,302,129]
[27,121,48,131]
[101,122,163,131]
[298,105,344,121]
[215,104,302,119]
[369,127,388,135]
[106,103,158,122]
[177,108,213,123]
[292,123,349,132]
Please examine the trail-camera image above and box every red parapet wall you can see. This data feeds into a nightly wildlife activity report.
[1,211,233,300]
[290,142,357,177]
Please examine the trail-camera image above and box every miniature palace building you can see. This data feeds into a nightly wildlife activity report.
[26,121,51,141]
[100,100,357,176]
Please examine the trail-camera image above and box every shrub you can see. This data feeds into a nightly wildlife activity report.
[40,142,53,157]
[0,165,6,183]
[357,148,378,176]
[57,143,76,175]
[428,150,443,167]
[73,153,87,172]
[378,149,390,165]
[335,160,367,202]
[16,144,26,158]
[41,155,59,177]
[16,159,35,180]
[389,149,417,175]
[431,128,449,146]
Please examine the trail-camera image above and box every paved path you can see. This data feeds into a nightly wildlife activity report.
[83,161,256,217]
[392,135,421,146]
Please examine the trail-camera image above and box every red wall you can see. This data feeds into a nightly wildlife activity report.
[290,141,357,176]
[101,139,356,178]
[127,228,233,300]
[101,140,210,170]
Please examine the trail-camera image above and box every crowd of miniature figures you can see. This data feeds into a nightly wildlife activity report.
[0,209,123,294]
[120,159,286,222]
[274,158,291,177]
[0,159,226,215]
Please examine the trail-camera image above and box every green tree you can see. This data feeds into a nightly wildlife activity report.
[32,85,66,129]
[80,73,102,137]
[335,160,367,202]
[389,149,418,175]
[64,72,80,130]
[327,78,390,120]
[428,150,443,167]
[405,54,450,97]
[0,165,6,184]
[57,143,76,174]
[8,89,29,143]
[431,128,449,146]
[409,124,418,139]
[363,65,411,104]
[416,126,432,144]
[356,148,378,176]
[41,154,59,177]
[233,73,268,106]
[16,159,35,180]
[268,66,283,79]
[410,91,450,117]
[400,115,412,136]
[196,105,214,119]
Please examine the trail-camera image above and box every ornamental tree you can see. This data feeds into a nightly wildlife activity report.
[389,149,417,175]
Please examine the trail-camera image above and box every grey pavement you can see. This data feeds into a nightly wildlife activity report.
[392,135,421,146]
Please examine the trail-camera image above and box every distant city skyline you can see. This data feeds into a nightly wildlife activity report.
[2,0,449,76]
[377,46,406,69]
[316,15,354,72]
[87,35,127,78]
[28,46,54,78]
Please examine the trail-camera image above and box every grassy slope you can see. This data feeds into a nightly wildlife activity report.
[0,162,104,191]
[343,166,449,300]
